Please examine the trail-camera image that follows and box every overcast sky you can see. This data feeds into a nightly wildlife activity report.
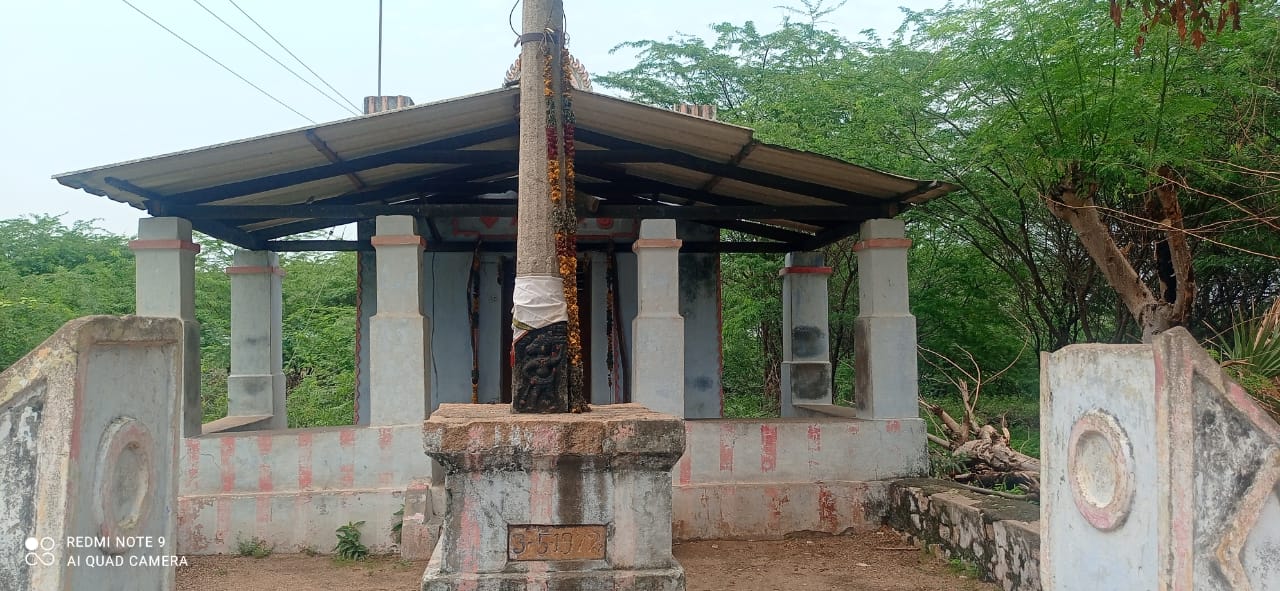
[0,0,944,237]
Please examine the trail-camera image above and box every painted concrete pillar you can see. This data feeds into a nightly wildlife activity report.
[630,219,685,417]
[369,215,431,426]
[780,251,833,417]
[129,217,202,437]
[226,250,286,429]
[853,219,918,419]
[353,219,376,425]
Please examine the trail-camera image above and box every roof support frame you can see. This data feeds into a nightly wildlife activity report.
[105,177,266,249]
[263,239,791,254]
[238,163,517,240]
[573,128,893,208]
[163,203,875,222]
[162,122,519,205]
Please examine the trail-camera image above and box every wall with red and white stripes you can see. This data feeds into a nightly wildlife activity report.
[176,417,926,554]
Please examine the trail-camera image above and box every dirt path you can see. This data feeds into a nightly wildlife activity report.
[177,529,995,591]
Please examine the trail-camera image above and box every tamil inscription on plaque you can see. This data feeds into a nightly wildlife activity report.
[507,525,606,561]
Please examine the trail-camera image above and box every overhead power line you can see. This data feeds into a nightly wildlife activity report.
[223,0,363,113]
[118,0,316,124]
[190,0,358,116]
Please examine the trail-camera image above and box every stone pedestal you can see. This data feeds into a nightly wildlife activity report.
[421,404,686,591]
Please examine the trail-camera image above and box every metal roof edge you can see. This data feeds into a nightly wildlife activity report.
[51,87,520,183]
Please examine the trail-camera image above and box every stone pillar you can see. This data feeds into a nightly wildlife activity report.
[368,215,430,426]
[225,250,286,429]
[780,251,833,417]
[129,217,201,437]
[631,219,685,417]
[853,219,918,419]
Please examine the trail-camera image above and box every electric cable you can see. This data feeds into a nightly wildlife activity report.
[190,0,358,116]
[224,0,362,113]
[119,0,317,123]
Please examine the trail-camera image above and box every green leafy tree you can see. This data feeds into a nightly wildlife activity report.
[890,0,1279,340]
[0,216,134,369]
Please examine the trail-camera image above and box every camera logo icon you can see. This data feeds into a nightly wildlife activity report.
[23,537,56,567]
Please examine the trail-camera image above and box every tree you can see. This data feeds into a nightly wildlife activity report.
[1110,0,1247,54]
[0,216,134,369]
[600,2,1046,405]
[891,0,1279,340]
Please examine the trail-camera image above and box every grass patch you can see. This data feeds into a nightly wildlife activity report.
[722,390,779,418]
[948,557,981,578]
[235,536,273,559]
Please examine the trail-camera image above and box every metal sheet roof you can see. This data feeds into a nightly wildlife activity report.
[54,86,956,252]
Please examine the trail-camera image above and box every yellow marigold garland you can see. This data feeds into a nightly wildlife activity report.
[545,47,585,409]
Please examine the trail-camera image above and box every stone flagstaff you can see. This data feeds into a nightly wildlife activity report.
[511,0,587,413]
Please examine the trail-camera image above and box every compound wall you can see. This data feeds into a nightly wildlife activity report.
[1041,327,1280,590]
[176,415,928,554]
[0,316,184,591]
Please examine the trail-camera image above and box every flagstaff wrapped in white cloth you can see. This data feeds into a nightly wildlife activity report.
[511,275,568,341]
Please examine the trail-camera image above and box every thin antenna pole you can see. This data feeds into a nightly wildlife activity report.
[377,0,383,96]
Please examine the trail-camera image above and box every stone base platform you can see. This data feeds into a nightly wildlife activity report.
[421,565,685,591]
[421,403,686,591]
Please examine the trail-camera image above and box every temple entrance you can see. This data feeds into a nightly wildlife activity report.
[499,255,591,404]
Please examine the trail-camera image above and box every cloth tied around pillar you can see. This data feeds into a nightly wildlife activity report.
[511,275,569,341]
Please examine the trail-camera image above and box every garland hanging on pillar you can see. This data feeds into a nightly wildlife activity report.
[605,244,626,404]
[545,44,588,412]
[467,240,482,404]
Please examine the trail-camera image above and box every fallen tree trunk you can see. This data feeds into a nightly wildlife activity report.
[951,425,1041,495]
[921,402,1042,499]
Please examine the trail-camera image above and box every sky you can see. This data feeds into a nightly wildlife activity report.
[0,0,945,237]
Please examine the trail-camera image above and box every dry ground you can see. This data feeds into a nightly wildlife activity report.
[177,528,995,591]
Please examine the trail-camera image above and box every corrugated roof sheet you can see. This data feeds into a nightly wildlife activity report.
[54,86,956,250]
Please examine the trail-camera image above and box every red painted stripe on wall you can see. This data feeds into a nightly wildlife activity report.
[339,428,356,488]
[297,432,313,489]
[185,438,201,490]
[257,436,273,492]
[679,423,693,484]
[215,497,231,546]
[760,425,778,473]
[807,424,822,472]
[718,424,735,472]
[219,437,236,493]
[817,485,838,532]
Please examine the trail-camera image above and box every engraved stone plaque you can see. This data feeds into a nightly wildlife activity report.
[507,525,606,561]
